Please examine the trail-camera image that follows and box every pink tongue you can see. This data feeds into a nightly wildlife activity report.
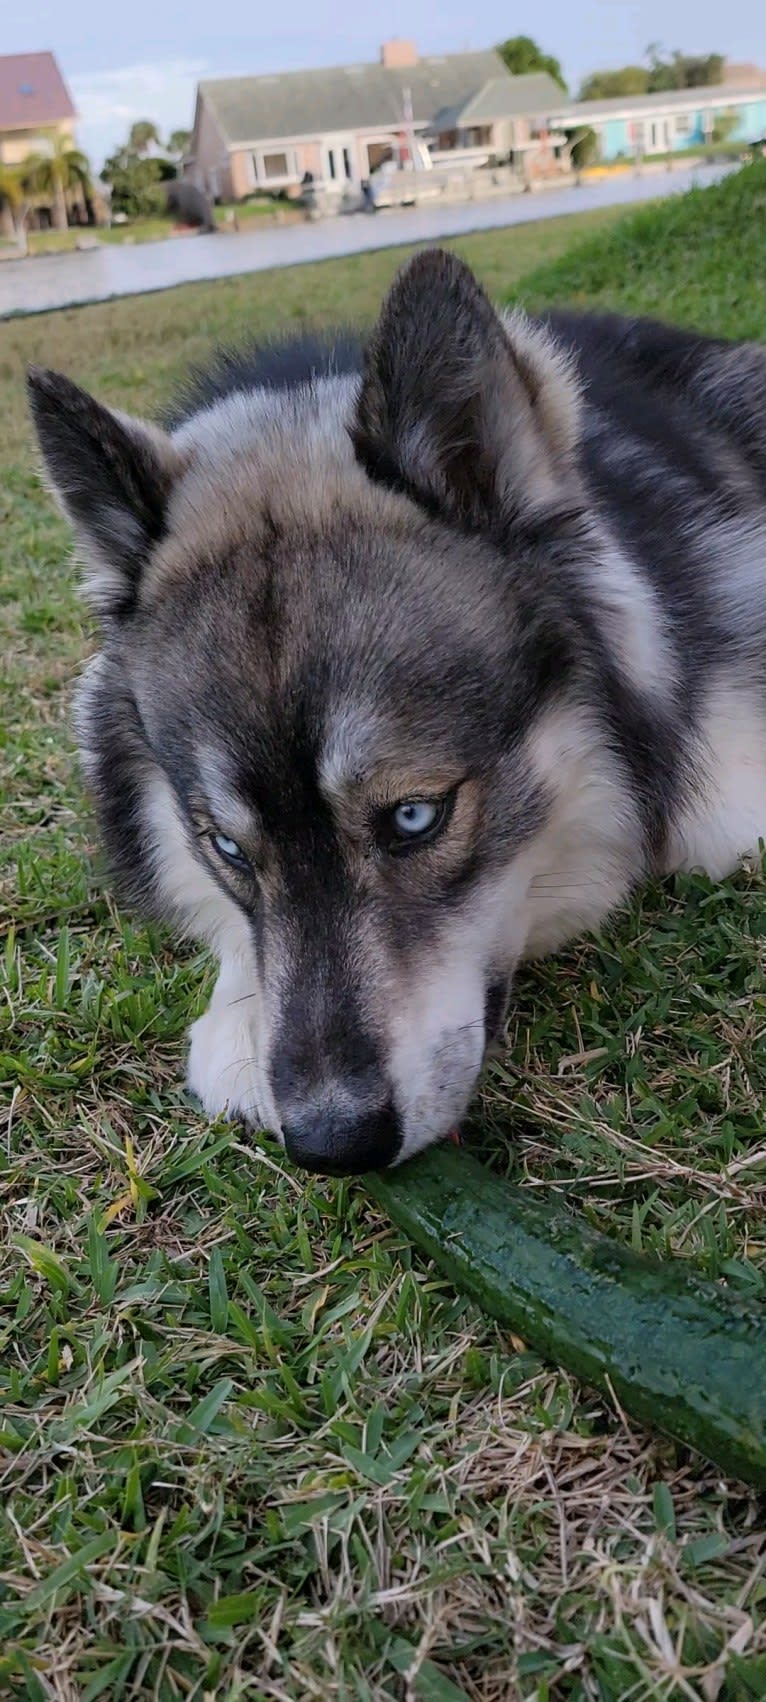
[446,1128,461,1146]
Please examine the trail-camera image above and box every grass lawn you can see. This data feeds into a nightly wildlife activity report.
[2,173,766,1699]
[7,202,295,258]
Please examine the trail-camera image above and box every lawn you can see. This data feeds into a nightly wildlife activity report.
[1,173,765,1700]
[3,200,296,258]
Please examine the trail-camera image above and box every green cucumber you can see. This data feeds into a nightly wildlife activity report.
[367,1145,766,1487]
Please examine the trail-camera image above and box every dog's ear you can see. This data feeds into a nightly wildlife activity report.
[27,366,183,621]
[353,248,582,532]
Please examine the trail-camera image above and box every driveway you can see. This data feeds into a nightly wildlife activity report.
[0,162,733,319]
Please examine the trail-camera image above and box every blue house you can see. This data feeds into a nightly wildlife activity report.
[550,83,766,161]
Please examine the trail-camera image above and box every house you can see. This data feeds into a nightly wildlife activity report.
[187,42,564,200]
[721,62,766,90]
[0,51,77,166]
[431,73,566,157]
[550,82,766,162]
[0,50,82,235]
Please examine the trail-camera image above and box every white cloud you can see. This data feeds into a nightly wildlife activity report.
[69,59,206,171]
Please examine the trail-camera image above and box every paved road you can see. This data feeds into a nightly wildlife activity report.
[0,162,732,319]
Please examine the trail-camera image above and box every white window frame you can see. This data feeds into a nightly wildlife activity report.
[675,113,692,137]
[252,146,298,188]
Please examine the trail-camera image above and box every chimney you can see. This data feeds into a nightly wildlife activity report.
[381,39,418,70]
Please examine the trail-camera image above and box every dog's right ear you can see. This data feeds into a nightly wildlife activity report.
[27,366,183,621]
[353,248,582,535]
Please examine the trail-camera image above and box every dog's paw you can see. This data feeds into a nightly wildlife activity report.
[186,1002,263,1125]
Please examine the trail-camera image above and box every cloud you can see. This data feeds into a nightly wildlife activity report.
[69,59,206,170]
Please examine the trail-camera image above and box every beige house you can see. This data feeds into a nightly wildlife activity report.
[721,61,766,89]
[0,51,77,166]
[187,41,563,200]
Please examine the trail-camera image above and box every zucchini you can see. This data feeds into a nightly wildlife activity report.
[367,1145,766,1487]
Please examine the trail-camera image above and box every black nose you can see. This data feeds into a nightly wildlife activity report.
[282,1101,401,1175]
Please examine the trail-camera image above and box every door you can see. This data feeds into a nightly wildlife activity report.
[324,136,355,183]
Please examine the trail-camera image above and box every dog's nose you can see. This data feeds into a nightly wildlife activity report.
[282,1101,400,1175]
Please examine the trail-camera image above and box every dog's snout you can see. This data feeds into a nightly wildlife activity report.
[283,1100,401,1175]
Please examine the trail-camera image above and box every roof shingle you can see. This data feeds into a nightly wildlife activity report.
[441,72,564,127]
[549,81,766,122]
[200,51,547,146]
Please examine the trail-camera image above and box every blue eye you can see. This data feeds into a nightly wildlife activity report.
[383,795,451,856]
[393,800,439,838]
[211,832,249,868]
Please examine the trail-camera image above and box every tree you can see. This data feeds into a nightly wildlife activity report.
[102,143,176,218]
[645,43,676,90]
[129,120,162,156]
[0,164,26,244]
[22,140,92,230]
[496,36,567,92]
[645,47,724,90]
[580,66,649,100]
[568,126,599,167]
[167,128,191,158]
[661,51,724,90]
[711,108,739,144]
[581,47,724,102]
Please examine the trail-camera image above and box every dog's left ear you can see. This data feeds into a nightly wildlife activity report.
[353,248,582,532]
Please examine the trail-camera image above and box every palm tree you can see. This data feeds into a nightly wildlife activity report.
[22,139,92,230]
[0,164,28,247]
[167,128,191,159]
[129,120,161,156]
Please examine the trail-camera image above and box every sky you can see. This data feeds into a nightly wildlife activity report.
[3,0,764,170]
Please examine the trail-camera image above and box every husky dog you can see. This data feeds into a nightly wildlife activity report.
[28,250,766,1174]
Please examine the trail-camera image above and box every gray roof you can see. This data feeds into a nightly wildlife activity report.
[449,72,564,126]
[201,50,530,146]
[549,82,766,123]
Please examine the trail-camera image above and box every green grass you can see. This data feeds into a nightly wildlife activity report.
[518,159,766,336]
[2,173,766,1699]
[1,201,296,258]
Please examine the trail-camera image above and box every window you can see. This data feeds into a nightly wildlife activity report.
[252,148,297,186]
[343,147,352,179]
[675,113,691,136]
[261,151,289,180]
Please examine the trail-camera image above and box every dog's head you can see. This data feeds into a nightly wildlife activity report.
[29,250,590,1173]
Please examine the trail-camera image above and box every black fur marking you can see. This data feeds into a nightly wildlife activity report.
[515,520,681,866]
[270,968,385,1114]
[484,979,510,1043]
[78,662,161,913]
[163,329,364,429]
